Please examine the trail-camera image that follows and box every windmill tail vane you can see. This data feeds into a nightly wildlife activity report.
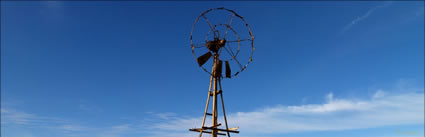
[189,7,254,137]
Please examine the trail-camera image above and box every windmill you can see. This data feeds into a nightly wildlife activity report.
[189,8,255,137]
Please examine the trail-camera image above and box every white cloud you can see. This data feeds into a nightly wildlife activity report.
[58,124,87,131]
[373,89,387,99]
[341,2,393,34]
[155,112,177,120]
[1,108,65,126]
[2,80,423,137]
[79,104,103,112]
[1,108,88,136]
[151,91,424,135]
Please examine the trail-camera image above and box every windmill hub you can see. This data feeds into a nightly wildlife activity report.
[206,38,226,53]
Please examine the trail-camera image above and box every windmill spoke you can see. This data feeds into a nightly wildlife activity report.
[224,45,236,57]
[226,38,252,43]
[224,14,235,38]
[192,43,206,48]
[219,47,224,54]
[223,46,235,58]
[233,57,243,69]
[202,15,214,29]
[202,15,216,38]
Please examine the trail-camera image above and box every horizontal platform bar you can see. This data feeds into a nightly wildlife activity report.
[190,126,239,134]
[202,127,240,133]
[189,128,226,136]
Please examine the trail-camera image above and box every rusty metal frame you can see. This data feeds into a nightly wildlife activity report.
[190,7,255,78]
[189,53,239,137]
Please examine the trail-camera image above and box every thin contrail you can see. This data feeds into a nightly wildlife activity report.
[340,2,393,34]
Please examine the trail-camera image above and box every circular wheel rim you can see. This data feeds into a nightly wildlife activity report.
[190,7,255,78]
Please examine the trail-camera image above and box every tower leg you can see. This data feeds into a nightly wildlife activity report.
[212,55,219,137]
[199,74,214,137]
[211,77,217,137]
[218,78,231,137]
[191,54,238,137]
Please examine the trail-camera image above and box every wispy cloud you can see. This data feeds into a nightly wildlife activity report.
[401,5,425,24]
[1,108,66,126]
[58,124,88,131]
[415,6,424,16]
[1,107,161,137]
[0,107,98,137]
[155,112,177,120]
[341,2,393,34]
[151,90,424,136]
[2,81,423,137]
[79,103,103,113]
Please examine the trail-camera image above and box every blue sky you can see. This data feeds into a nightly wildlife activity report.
[1,1,424,137]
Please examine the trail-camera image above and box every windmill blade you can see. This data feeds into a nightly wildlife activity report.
[197,52,212,67]
[214,60,223,77]
[225,61,231,78]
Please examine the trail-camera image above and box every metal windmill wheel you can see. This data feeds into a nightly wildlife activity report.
[190,7,255,78]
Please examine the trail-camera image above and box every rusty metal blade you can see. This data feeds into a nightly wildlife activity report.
[197,52,212,67]
[215,60,223,77]
[225,61,231,78]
